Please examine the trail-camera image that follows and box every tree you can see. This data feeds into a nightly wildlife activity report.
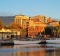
[54,23,60,37]
[44,27,53,36]
[10,22,22,38]
[0,20,4,29]
[21,28,27,37]
[10,22,22,30]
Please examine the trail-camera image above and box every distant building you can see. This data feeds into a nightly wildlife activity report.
[14,15,29,27]
[47,20,59,27]
[28,20,46,38]
[47,17,52,23]
[0,28,21,39]
[31,15,47,23]
[14,15,59,38]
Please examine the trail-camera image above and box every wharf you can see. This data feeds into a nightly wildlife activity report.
[0,40,14,45]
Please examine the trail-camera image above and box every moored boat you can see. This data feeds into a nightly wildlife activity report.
[13,40,41,44]
[46,38,60,44]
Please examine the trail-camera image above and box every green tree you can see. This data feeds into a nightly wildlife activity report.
[54,21,60,37]
[45,27,52,36]
[55,25,60,37]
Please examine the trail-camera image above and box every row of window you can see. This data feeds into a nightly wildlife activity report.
[28,32,37,36]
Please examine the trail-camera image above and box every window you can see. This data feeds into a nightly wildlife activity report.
[26,22,29,24]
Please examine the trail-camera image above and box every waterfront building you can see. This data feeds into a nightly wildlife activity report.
[31,15,47,23]
[27,15,47,37]
[47,17,52,23]
[49,20,59,27]
[14,15,30,37]
[14,15,29,27]
[22,19,30,28]
[0,28,11,39]
[28,21,46,38]
[20,15,47,37]
[0,28,20,39]
[14,15,59,38]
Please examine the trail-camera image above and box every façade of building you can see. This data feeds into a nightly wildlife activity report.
[14,15,29,28]
[14,15,59,38]
[14,15,46,38]
[0,15,59,38]
[28,15,47,38]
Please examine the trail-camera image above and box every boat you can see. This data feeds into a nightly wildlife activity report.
[13,40,41,44]
[13,40,42,44]
[0,40,14,45]
[46,38,60,44]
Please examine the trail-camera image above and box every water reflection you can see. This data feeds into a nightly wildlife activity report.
[0,44,60,56]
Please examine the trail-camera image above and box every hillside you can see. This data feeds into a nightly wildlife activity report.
[0,16,15,26]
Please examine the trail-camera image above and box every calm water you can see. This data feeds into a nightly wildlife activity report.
[0,44,60,56]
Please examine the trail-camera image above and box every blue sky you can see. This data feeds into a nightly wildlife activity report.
[0,0,60,18]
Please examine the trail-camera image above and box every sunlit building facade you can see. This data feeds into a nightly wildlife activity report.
[28,20,46,38]
[31,15,47,23]
[14,15,29,28]
[14,15,59,38]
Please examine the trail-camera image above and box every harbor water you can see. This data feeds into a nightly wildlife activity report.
[0,44,60,56]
